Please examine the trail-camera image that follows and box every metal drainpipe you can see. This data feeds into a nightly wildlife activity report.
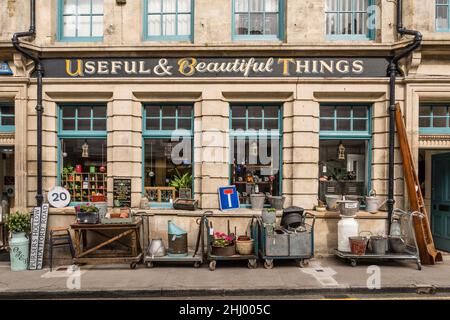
[387,0,422,225]
[12,0,44,207]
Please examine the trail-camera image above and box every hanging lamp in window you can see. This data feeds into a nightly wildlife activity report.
[99,143,106,173]
[337,141,346,160]
[82,140,89,158]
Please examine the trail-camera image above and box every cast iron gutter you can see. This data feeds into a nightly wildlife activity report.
[11,0,44,207]
[387,0,422,224]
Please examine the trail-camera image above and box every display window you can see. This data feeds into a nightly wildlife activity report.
[318,104,372,202]
[0,103,14,132]
[143,105,193,207]
[229,105,281,206]
[58,104,107,204]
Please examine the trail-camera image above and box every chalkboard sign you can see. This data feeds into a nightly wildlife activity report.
[113,178,131,207]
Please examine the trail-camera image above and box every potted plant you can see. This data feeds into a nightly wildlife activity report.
[250,193,266,210]
[63,165,75,181]
[236,235,254,255]
[261,207,276,224]
[75,203,99,224]
[169,168,192,196]
[5,212,31,271]
[211,232,235,256]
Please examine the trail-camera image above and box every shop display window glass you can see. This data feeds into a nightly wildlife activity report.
[233,0,284,40]
[58,0,104,41]
[325,0,375,40]
[58,105,107,204]
[419,103,450,134]
[144,0,193,41]
[0,103,14,132]
[230,105,281,206]
[143,105,193,207]
[319,104,372,203]
[437,0,450,31]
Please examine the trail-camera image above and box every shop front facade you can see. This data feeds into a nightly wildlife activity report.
[0,0,449,255]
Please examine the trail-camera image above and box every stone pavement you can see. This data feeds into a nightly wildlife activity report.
[0,255,449,299]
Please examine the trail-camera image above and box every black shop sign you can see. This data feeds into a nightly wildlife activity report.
[113,178,131,208]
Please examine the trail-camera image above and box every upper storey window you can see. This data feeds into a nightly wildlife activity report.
[325,0,375,40]
[436,0,450,31]
[233,0,284,40]
[58,0,104,41]
[144,0,194,41]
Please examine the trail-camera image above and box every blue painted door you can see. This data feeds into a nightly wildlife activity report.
[432,152,450,252]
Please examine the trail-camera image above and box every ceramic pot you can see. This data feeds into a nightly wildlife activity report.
[9,232,29,271]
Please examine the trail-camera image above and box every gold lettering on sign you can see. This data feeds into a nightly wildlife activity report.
[178,58,197,76]
[277,58,295,76]
[65,59,83,77]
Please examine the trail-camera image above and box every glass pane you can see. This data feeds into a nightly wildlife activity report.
[163,0,176,12]
[146,106,160,117]
[1,117,14,126]
[264,119,278,129]
[78,107,91,118]
[248,107,263,118]
[78,0,91,14]
[320,119,334,131]
[336,107,351,117]
[62,107,76,118]
[63,16,77,37]
[232,106,246,117]
[340,13,352,34]
[355,12,367,34]
[433,118,447,128]
[265,0,279,12]
[264,106,278,118]
[146,118,160,130]
[353,119,367,131]
[162,106,176,117]
[235,13,249,35]
[78,119,91,130]
[178,0,191,13]
[162,118,176,130]
[353,107,367,118]
[264,13,278,35]
[340,0,352,11]
[63,0,77,14]
[355,0,368,11]
[232,118,246,130]
[178,106,192,117]
[177,119,192,130]
[249,13,264,34]
[437,0,449,4]
[326,13,337,34]
[78,15,91,37]
[250,0,264,12]
[163,14,176,36]
[248,119,262,130]
[148,15,162,36]
[419,106,432,116]
[92,119,106,131]
[326,0,337,12]
[419,117,430,128]
[1,106,14,115]
[92,16,103,37]
[63,119,76,130]
[92,0,103,14]
[178,14,191,36]
[149,0,161,13]
[93,106,106,117]
[235,0,249,12]
[321,106,335,117]
[437,5,449,29]
[433,106,448,117]
[337,119,351,131]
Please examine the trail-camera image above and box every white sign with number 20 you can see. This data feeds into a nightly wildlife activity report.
[47,186,71,208]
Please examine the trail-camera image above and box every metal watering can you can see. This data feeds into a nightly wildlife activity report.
[365,190,387,214]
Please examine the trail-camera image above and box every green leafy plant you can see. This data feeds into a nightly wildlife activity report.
[267,208,276,213]
[76,203,99,213]
[169,168,192,190]
[63,165,74,175]
[212,232,234,247]
[6,212,31,234]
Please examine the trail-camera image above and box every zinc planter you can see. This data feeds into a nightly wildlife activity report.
[250,193,266,210]
[9,232,29,271]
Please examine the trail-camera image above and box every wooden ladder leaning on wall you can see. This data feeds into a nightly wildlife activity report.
[395,103,443,265]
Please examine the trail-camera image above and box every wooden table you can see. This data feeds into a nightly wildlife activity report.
[70,218,142,269]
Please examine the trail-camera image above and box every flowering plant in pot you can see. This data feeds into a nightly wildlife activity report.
[211,232,235,256]
[6,212,31,271]
[75,203,99,224]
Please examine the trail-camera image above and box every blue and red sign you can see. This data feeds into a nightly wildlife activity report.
[218,186,240,211]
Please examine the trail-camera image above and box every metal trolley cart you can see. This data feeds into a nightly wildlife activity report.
[334,209,423,270]
[144,216,205,268]
[257,212,316,269]
[204,213,259,271]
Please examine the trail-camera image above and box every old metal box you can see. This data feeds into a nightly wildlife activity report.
[289,231,311,256]
[265,230,289,256]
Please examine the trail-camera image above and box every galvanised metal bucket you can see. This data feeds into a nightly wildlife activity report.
[370,236,388,255]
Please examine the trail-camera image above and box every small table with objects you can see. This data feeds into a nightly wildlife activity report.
[70,218,142,269]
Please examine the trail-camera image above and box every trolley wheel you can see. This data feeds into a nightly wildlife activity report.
[194,261,201,268]
[146,262,155,268]
[130,262,137,270]
[209,260,216,271]
[350,259,357,267]
[264,259,274,269]
[417,261,422,271]
[248,259,257,269]
[298,259,309,268]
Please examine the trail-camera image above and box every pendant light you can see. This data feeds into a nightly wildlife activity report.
[82,140,89,158]
[338,140,346,160]
[148,142,155,178]
[99,143,106,172]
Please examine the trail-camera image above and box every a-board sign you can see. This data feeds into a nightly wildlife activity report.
[48,186,71,208]
[113,178,131,207]
[218,186,240,211]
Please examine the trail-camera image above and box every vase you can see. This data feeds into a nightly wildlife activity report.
[9,232,29,271]
[211,244,236,256]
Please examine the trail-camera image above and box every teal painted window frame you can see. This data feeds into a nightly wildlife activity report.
[142,104,194,208]
[419,103,450,134]
[143,0,194,41]
[436,0,450,32]
[319,103,372,195]
[57,0,104,42]
[232,0,285,41]
[57,104,107,186]
[325,0,375,41]
[0,103,15,132]
[229,104,283,208]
